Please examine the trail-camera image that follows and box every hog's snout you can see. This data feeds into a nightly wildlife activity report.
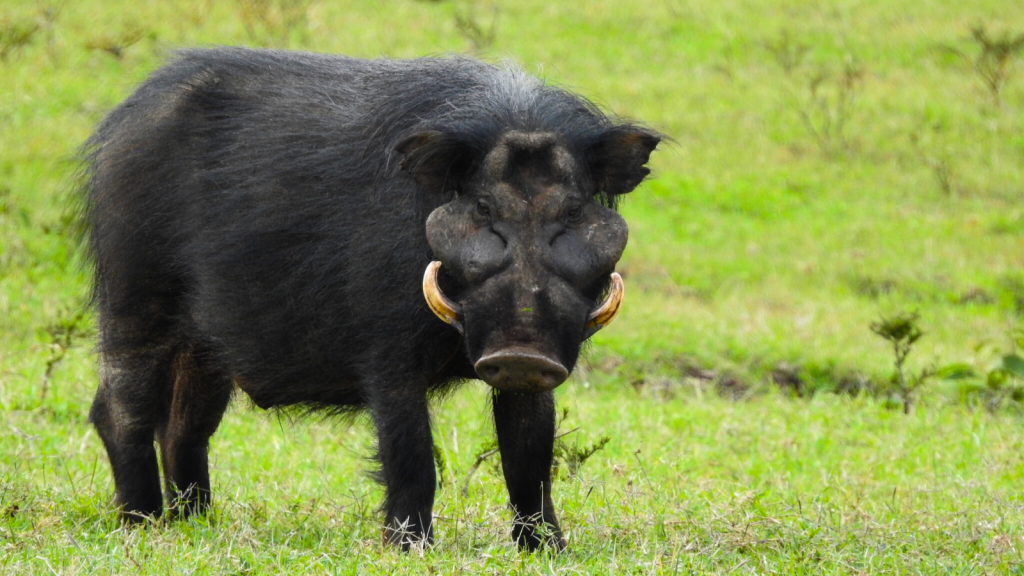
[474,347,569,392]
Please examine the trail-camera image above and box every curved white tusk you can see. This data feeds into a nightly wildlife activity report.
[584,272,624,337]
[422,261,464,334]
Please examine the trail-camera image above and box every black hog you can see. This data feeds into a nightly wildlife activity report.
[80,48,660,550]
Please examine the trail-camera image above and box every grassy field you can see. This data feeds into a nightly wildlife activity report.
[2,0,1024,573]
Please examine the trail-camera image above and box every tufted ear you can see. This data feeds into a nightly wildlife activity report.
[395,131,476,194]
[587,127,661,197]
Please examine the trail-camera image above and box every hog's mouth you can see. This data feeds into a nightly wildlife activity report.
[421,261,624,391]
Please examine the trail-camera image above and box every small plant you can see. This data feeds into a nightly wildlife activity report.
[792,58,864,154]
[453,4,498,54]
[84,22,146,60]
[0,185,11,216]
[942,25,1024,106]
[939,327,1024,412]
[776,37,865,156]
[764,30,810,75]
[662,0,688,19]
[40,307,92,399]
[0,16,40,62]
[0,3,64,64]
[909,124,960,197]
[460,439,497,497]
[924,154,955,196]
[870,311,935,414]
[552,435,610,479]
[968,25,1024,106]
[460,407,607,496]
[431,441,448,488]
[998,276,1024,317]
[236,0,316,46]
[182,0,215,28]
[36,1,62,57]
[551,408,610,480]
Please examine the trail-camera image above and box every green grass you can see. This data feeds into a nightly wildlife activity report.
[4,386,1024,573]
[2,0,1024,573]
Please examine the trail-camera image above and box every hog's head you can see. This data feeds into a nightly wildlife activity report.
[397,127,660,392]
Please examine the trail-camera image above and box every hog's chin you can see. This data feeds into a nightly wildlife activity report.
[473,345,569,392]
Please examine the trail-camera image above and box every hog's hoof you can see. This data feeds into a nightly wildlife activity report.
[382,520,433,552]
[514,523,566,552]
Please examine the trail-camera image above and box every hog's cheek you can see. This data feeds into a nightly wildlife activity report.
[550,232,601,286]
[580,207,629,266]
[425,202,478,263]
[549,209,628,286]
[460,229,509,283]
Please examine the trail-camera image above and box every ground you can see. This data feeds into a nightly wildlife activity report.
[1,0,1023,573]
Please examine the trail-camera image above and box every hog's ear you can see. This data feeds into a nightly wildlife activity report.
[587,127,661,196]
[395,131,475,194]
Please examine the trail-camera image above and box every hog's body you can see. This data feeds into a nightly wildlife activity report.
[82,48,658,549]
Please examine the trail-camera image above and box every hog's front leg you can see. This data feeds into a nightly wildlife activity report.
[492,389,565,551]
[370,386,436,549]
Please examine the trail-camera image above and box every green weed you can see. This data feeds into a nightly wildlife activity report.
[235,0,317,47]
[763,29,810,75]
[787,55,865,155]
[940,326,1024,412]
[39,306,90,400]
[83,21,147,60]
[968,25,1024,106]
[453,3,499,54]
[870,311,935,414]
[0,15,39,61]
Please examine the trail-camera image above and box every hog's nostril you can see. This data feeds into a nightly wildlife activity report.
[478,365,501,382]
[542,371,563,385]
[474,348,569,392]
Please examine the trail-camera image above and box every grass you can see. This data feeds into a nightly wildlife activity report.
[5,385,1024,574]
[2,0,1024,573]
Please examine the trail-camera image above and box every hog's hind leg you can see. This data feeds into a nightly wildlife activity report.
[157,344,233,519]
[90,344,176,523]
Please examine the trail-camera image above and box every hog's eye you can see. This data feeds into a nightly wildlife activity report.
[566,204,584,223]
[476,201,491,217]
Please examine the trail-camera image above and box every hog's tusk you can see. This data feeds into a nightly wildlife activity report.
[584,272,624,336]
[423,261,464,334]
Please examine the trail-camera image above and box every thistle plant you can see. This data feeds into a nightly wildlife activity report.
[871,312,934,414]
